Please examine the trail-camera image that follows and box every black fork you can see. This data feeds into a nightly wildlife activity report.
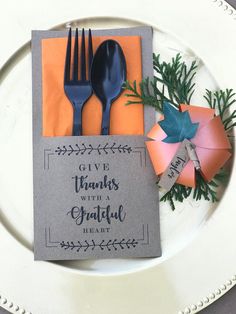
[64,28,93,136]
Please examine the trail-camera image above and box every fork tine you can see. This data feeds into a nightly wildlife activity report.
[64,28,72,83]
[80,28,86,81]
[88,29,93,78]
[73,28,79,81]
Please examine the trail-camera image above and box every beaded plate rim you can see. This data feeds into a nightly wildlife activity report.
[0,274,235,314]
[178,274,236,313]
[213,0,236,19]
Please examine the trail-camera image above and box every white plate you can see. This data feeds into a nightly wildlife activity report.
[0,1,236,313]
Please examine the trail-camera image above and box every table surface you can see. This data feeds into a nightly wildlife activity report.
[0,1,236,313]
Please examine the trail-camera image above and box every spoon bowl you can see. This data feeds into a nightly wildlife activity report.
[91,40,127,135]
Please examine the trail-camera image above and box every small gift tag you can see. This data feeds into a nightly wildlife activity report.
[158,139,200,191]
[158,139,190,191]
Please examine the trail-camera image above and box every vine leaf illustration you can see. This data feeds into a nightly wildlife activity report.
[159,102,199,143]
[55,143,132,156]
[60,238,138,252]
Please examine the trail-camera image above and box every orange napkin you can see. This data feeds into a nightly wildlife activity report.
[41,35,144,136]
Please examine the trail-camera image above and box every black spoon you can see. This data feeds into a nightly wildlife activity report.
[91,40,127,135]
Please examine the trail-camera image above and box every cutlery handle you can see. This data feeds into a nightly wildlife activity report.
[101,102,111,135]
[102,126,109,135]
[72,103,82,136]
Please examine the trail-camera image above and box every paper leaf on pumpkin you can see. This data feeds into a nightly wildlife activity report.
[159,102,199,143]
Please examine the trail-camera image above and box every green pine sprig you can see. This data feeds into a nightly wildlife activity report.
[124,78,162,111]
[159,184,192,211]
[193,169,228,202]
[204,89,236,131]
[124,53,198,111]
[153,53,197,106]
[124,53,235,210]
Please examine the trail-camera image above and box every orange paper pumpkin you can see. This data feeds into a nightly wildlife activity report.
[146,105,231,187]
